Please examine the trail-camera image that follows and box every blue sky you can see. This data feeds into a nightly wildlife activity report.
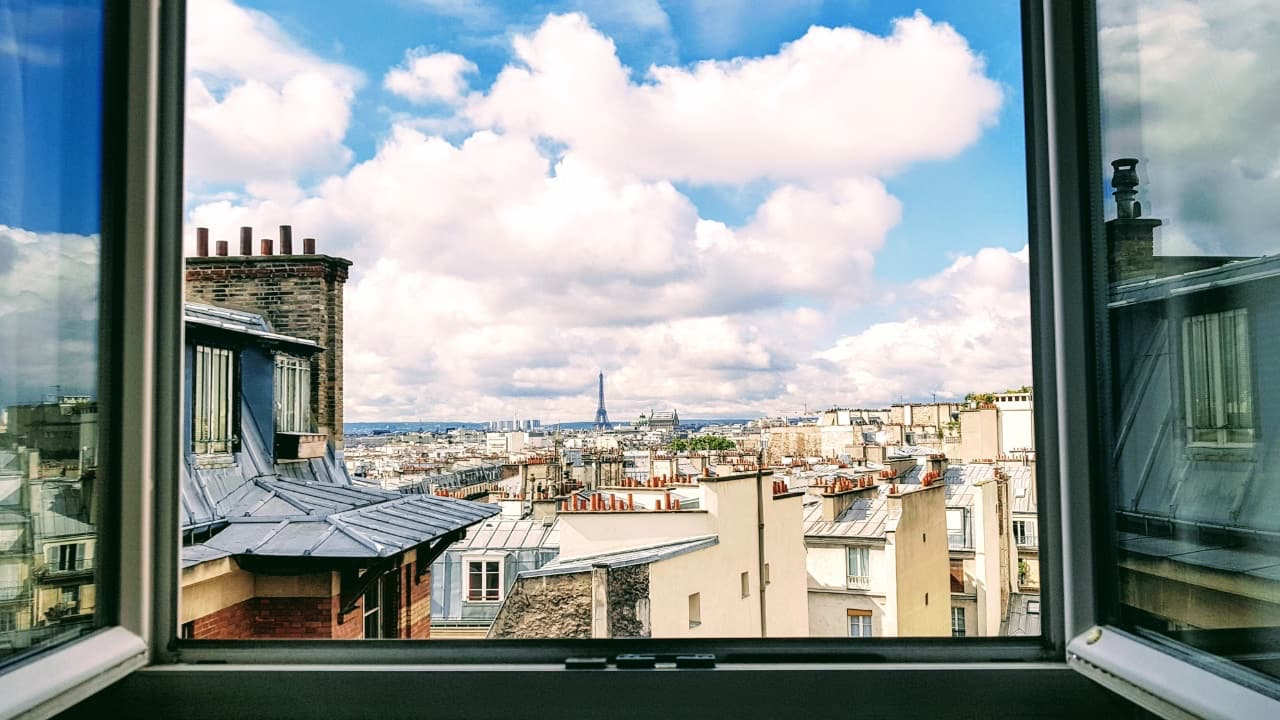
[0,0,103,234]
[183,0,1034,422]
[230,0,1027,282]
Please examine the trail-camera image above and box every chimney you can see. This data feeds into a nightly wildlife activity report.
[185,228,352,450]
[215,240,228,257]
[1107,158,1162,282]
[303,237,316,254]
[280,225,293,255]
[196,227,209,257]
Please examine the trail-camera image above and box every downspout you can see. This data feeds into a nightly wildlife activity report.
[756,451,767,638]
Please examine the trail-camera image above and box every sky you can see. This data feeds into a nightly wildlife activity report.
[181,0,1035,423]
[0,1,102,409]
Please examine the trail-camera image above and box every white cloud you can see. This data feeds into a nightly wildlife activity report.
[466,12,1002,184]
[815,246,1032,405]
[384,49,478,104]
[1099,0,1280,256]
[185,0,362,185]
[185,10,1017,421]
[0,226,99,407]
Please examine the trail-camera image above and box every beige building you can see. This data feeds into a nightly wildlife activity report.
[943,462,1019,637]
[804,477,951,637]
[487,469,809,638]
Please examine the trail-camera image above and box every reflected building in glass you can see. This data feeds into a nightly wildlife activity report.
[1106,158,1280,652]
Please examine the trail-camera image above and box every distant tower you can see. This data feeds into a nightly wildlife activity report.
[594,373,611,430]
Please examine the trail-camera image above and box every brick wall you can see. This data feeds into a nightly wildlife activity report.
[404,567,431,639]
[186,245,352,449]
[189,597,255,639]
[331,592,364,640]
[248,596,332,638]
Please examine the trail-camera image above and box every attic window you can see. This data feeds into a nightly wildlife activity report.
[193,345,235,454]
[274,354,311,433]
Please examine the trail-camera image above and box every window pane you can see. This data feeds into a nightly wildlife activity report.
[1099,0,1280,683]
[179,0,1037,643]
[0,0,104,665]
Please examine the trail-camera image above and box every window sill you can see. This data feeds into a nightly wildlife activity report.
[63,661,1131,719]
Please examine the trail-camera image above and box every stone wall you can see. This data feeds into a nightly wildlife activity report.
[487,572,592,639]
[186,251,352,448]
[607,564,650,638]
[764,426,822,466]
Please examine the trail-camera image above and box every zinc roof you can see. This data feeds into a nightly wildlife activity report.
[522,536,718,577]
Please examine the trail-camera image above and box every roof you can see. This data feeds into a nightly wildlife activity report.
[1007,465,1036,514]
[521,535,718,577]
[803,488,891,540]
[1109,253,1280,307]
[1117,532,1280,581]
[184,302,321,352]
[1000,593,1042,637]
[187,486,498,561]
[446,516,559,552]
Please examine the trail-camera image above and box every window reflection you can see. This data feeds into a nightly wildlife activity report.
[0,0,104,664]
[1100,0,1280,681]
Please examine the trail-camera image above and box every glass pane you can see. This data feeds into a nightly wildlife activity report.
[1099,0,1280,682]
[0,0,104,664]
[179,0,1037,642]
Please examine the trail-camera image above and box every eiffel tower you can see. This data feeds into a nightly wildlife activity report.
[594,372,611,430]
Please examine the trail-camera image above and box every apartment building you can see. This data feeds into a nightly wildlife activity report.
[487,470,809,638]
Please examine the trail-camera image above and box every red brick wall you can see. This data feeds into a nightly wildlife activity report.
[190,597,255,639]
[248,597,331,638]
[331,592,364,640]
[403,567,431,639]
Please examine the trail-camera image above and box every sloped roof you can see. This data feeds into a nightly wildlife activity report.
[803,487,891,540]
[184,302,321,352]
[452,517,560,552]
[521,535,717,577]
[33,481,94,540]
[189,488,497,561]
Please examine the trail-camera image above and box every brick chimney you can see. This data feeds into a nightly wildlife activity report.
[186,225,352,450]
[1106,158,1162,282]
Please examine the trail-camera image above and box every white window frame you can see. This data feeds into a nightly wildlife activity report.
[1013,519,1036,548]
[845,547,870,590]
[192,344,235,454]
[6,4,1279,720]
[273,354,311,433]
[847,612,873,638]
[951,607,966,638]
[464,557,504,603]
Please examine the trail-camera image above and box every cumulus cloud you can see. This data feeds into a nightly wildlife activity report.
[0,226,99,408]
[466,12,1003,183]
[815,246,1032,404]
[185,0,362,185]
[185,10,1018,421]
[1099,0,1280,256]
[384,49,478,104]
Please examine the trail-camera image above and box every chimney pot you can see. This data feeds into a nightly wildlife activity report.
[279,225,293,254]
[261,238,273,256]
[240,226,253,255]
[215,240,228,256]
[303,237,316,254]
[196,227,209,257]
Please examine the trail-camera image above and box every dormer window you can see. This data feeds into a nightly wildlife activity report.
[274,354,311,433]
[193,345,235,454]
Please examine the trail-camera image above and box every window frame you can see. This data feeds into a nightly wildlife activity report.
[1178,308,1255,448]
[273,354,311,434]
[29,1,1280,718]
[0,1,178,716]
[463,557,504,604]
[191,344,237,454]
[845,546,870,590]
